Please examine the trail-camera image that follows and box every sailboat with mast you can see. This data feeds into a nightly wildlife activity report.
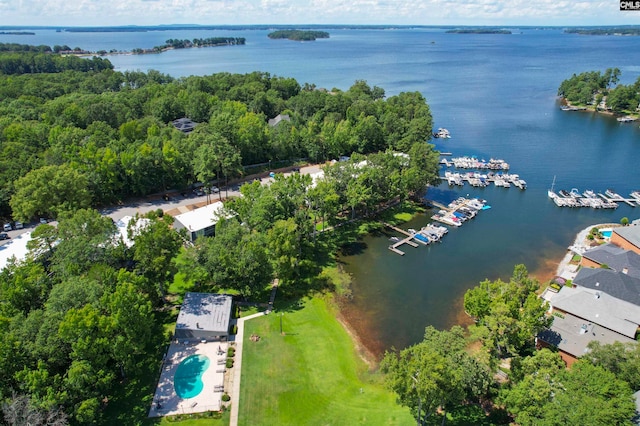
[548,176,558,199]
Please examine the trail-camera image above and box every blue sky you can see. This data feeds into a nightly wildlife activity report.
[2,0,640,26]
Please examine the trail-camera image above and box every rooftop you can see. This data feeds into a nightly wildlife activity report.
[538,311,636,359]
[172,117,198,133]
[573,267,640,306]
[268,114,290,127]
[551,286,640,338]
[176,292,233,335]
[614,225,640,249]
[582,243,640,278]
[114,215,151,248]
[174,201,227,232]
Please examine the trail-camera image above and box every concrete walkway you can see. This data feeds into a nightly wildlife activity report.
[229,311,269,426]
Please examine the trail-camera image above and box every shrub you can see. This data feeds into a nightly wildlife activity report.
[226,358,234,369]
[229,324,238,335]
[222,393,231,402]
[227,347,235,357]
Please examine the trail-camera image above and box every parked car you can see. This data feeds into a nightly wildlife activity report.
[39,218,48,224]
[14,221,23,229]
[209,185,220,193]
[0,232,9,240]
[193,188,205,196]
[3,223,11,231]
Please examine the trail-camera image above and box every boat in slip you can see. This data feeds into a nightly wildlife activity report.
[631,191,640,201]
[413,233,431,244]
[548,176,558,199]
[605,189,621,198]
[583,189,597,198]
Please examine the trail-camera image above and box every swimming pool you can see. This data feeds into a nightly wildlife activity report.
[601,230,612,238]
[174,354,210,399]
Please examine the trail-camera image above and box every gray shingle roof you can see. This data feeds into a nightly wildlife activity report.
[551,286,640,338]
[538,311,636,359]
[172,117,198,133]
[614,225,640,249]
[582,243,640,278]
[573,267,640,306]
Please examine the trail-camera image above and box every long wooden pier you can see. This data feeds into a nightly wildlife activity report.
[383,222,419,255]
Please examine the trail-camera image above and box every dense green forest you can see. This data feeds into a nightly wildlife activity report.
[557,68,640,114]
[267,30,330,41]
[0,49,433,222]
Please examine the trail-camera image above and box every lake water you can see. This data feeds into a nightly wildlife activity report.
[4,27,640,355]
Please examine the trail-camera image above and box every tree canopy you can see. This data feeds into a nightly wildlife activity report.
[0,49,435,221]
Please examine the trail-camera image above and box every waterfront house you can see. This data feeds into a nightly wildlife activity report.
[572,267,640,306]
[580,243,640,278]
[538,286,640,366]
[611,225,640,255]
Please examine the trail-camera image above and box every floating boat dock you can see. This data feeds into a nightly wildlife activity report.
[548,185,640,209]
[383,223,419,255]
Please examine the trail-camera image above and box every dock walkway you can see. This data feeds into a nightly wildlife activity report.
[382,222,419,255]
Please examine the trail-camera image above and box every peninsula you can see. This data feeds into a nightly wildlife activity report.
[131,37,245,54]
[557,68,640,119]
[267,30,330,41]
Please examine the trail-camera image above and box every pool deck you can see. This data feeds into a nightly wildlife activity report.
[148,340,228,417]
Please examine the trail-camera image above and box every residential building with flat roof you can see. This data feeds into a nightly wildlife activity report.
[174,292,233,341]
[172,201,228,242]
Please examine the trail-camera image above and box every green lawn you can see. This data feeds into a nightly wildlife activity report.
[238,297,413,425]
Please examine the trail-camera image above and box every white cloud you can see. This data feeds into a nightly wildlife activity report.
[1,0,639,26]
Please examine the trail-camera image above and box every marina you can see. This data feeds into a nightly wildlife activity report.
[442,171,526,189]
[547,184,640,209]
[442,156,510,170]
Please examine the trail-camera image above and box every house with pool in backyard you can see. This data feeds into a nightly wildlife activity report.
[149,292,235,417]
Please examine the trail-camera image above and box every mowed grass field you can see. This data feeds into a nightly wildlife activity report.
[238,297,413,426]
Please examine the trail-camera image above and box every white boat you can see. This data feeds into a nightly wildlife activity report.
[630,191,640,201]
[434,128,451,138]
[605,189,619,198]
[583,190,597,198]
[548,176,558,199]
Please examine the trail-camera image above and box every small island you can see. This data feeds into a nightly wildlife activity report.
[446,29,511,34]
[267,30,330,41]
[565,28,640,36]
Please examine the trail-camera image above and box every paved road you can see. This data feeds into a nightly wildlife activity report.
[0,164,323,248]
